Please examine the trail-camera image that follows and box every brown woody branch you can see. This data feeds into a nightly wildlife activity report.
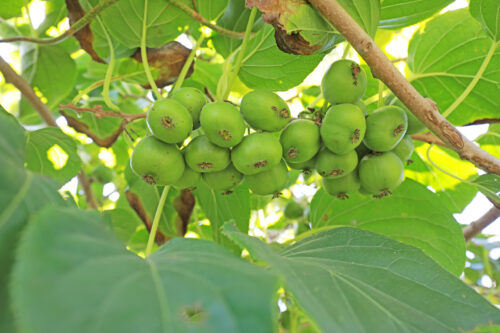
[0,0,119,45]
[126,190,168,245]
[463,206,500,241]
[59,103,146,122]
[0,56,98,209]
[308,0,500,176]
[411,133,447,148]
[60,110,126,148]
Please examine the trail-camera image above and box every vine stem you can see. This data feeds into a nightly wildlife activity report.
[377,81,384,108]
[96,15,119,111]
[0,0,119,45]
[442,40,499,118]
[172,33,205,92]
[145,186,170,257]
[309,0,500,175]
[221,6,258,100]
[168,0,246,39]
[141,0,161,100]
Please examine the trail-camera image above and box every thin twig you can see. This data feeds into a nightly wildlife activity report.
[0,56,98,209]
[309,0,500,176]
[59,103,146,122]
[0,0,119,45]
[0,56,57,126]
[463,206,500,241]
[169,0,246,39]
[464,118,500,126]
[411,133,447,148]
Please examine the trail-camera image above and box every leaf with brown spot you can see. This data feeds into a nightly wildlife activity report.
[131,41,193,88]
[65,0,105,63]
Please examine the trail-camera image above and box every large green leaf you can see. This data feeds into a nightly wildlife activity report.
[25,127,82,185]
[470,0,500,41]
[408,9,500,125]
[0,107,25,165]
[12,207,279,333]
[379,0,453,29]
[223,224,500,333]
[337,0,380,37]
[309,179,465,275]
[98,0,193,49]
[0,0,24,19]
[194,180,250,251]
[238,25,324,91]
[20,44,77,124]
[472,174,500,205]
[0,110,68,333]
[211,0,255,58]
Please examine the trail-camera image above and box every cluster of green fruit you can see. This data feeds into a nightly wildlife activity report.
[129,59,422,198]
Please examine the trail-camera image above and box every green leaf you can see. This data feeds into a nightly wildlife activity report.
[470,0,500,41]
[477,124,500,159]
[211,0,256,58]
[25,127,82,185]
[36,0,67,35]
[0,107,25,166]
[0,111,68,333]
[196,0,227,21]
[106,208,144,244]
[12,207,279,333]
[379,0,453,29]
[0,0,24,19]
[472,174,500,205]
[238,25,325,91]
[223,224,500,333]
[20,44,77,124]
[337,0,380,37]
[194,180,250,251]
[98,0,193,49]
[309,179,465,275]
[408,9,500,125]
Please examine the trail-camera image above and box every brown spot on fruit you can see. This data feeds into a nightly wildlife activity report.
[143,174,156,185]
[254,160,268,168]
[198,161,213,170]
[351,129,360,144]
[218,129,232,141]
[272,105,290,119]
[322,213,328,221]
[288,147,298,159]
[393,124,405,136]
[329,169,344,177]
[351,63,361,86]
[161,116,175,128]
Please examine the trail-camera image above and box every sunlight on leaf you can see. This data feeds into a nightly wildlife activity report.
[46,144,68,170]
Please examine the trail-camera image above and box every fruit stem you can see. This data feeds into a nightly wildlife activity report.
[341,43,351,59]
[95,16,119,111]
[141,0,162,100]
[425,144,498,202]
[377,80,384,108]
[172,32,205,92]
[145,186,170,257]
[221,6,258,100]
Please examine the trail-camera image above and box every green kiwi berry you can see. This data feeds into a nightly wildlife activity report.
[240,90,291,131]
[200,101,245,148]
[147,99,193,144]
[184,135,230,173]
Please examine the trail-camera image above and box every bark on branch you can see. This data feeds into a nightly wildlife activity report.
[463,206,500,241]
[308,0,500,176]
